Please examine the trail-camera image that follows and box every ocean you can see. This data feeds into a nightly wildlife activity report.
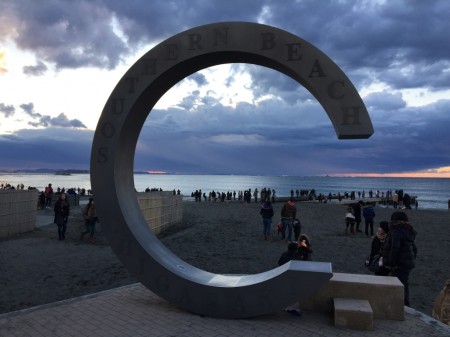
[1,173,449,210]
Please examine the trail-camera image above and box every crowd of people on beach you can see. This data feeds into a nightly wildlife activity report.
[258,197,314,266]
[248,190,420,310]
[270,195,418,308]
[190,188,278,203]
[7,179,450,320]
[186,186,419,212]
[1,183,34,190]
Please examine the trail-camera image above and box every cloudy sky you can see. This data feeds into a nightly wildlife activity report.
[1,0,450,177]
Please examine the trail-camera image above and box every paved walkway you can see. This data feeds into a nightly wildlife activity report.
[1,283,449,337]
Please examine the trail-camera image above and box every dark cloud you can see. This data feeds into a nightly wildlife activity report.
[364,91,406,111]
[0,128,93,170]
[23,61,48,76]
[2,0,127,70]
[0,0,448,95]
[1,95,449,174]
[20,103,41,118]
[28,113,86,129]
[132,95,450,175]
[1,0,450,174]
[0,103,15,117]
[187,72,208,87]
[177,90,201,110]
[16,103,86,129]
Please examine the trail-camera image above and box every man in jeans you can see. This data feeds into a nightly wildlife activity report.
[281,197,297,242]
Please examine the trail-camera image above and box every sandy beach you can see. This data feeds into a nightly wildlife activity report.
[1,200,449,317]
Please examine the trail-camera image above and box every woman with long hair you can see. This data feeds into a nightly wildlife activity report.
[54,192,70,240]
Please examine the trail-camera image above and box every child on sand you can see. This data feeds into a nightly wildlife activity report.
[345,206,355,234]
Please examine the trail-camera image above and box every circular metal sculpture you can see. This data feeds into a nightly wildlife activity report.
[90,22,373,318]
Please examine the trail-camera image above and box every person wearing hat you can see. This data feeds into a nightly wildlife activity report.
[366,221,390,276]
[381,211,418,306]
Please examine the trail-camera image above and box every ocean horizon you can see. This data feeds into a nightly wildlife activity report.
[1,173,449,211]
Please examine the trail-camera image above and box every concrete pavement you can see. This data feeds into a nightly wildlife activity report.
[1,283,449,337]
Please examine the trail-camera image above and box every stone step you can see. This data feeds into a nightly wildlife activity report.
[334,298,373,330]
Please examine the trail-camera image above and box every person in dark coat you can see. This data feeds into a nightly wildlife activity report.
[54,192,70,240]
[367,221,390,276]
[278,242,301,266]
[297,234,313,261]
[381,211,418,306]
[260,201,274,241]
[363,204,376,237]
[352,201,363,232]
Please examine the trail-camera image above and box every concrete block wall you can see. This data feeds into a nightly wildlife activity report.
[0,189,38,238]
[137,191,183,234]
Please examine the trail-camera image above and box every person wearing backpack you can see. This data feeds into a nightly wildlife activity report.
[381,211,417,306]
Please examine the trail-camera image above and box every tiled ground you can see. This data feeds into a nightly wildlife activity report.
[1,283,449,337]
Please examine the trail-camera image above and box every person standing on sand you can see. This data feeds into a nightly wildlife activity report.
[260,201,274,241]
[45,183,54,208]
[366,221,390,276]
[352,201,363,232]
[81,197,98,243]
[280,197,296,242]
[54,192,70,240]
[293,218,301,242]
[363,204,376,237]
[345,206,355,234]
[393,193,399,208]
[381,211,417,306]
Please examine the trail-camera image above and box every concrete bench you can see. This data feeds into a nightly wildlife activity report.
[334,298,373,330]
[298,272,404,320]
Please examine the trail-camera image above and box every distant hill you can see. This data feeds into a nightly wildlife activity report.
[0,168,89,174]
[0,169,170,175]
